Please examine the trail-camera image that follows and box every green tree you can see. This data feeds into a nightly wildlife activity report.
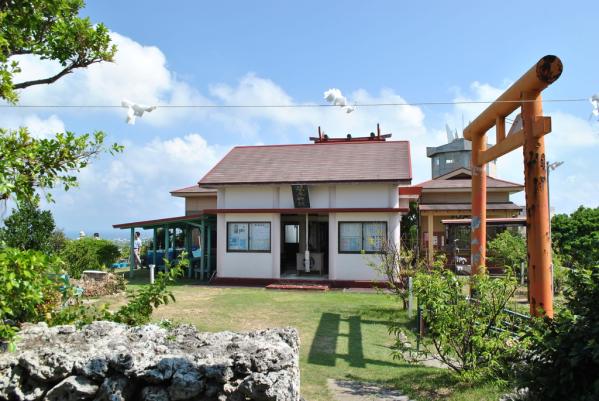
[487,230,527,273]
[60,237,120,278]
[400,201,419,251]
[48,228,68,254]
[0,248,62,340]
[551,206,599,267]
[513,265,599,401]
[392,269,522,381]
[0,0,116,103]
[0,201,56,252]
[0,128,122,205]
[0,1,121,206]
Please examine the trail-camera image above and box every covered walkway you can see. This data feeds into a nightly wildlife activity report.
[113,213,216,281]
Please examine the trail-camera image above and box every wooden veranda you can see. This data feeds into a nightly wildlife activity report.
[113,213,216,281]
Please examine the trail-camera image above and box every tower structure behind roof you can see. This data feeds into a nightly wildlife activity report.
[426,138,496,178]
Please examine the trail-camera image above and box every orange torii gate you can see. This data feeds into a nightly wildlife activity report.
[463,55,563,318]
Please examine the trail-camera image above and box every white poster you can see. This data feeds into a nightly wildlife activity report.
[250,223,270,251]
[228,223,248,251]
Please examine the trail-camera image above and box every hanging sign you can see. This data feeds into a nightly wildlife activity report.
[291,185,310,208]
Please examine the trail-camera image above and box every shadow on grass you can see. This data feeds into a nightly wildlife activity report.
[308,312,406,369]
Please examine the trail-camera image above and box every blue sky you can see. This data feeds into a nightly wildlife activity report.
[2,0,598,238]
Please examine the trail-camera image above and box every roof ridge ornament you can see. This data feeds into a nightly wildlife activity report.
[309,124,392,143]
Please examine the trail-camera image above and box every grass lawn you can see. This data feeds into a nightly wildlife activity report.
[96,272,506,401]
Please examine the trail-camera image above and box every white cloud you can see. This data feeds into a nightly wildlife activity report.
[0,113,65,138]
[546,111,599,147]
[47,132,227,235]
[206,74,435,180]
[10,32,210,126]
[100,133,225,198]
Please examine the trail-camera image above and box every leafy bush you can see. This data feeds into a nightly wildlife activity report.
[511,265,599,401]
[367,240,422,309]
[60,238,120,278]
[487,230,526,274]
[0,248,62,341]
[111,258,186,325]
[51,255,187,327]
[49,229,68,254]
[392,269,523,381]
[0,202,56,253]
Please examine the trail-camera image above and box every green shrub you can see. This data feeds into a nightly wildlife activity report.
[0,202,56,253]
[512,265,599,401]
[392,269,523,381]
[487,230,526,274]
[0,248,62,341]
[51,254,187,327]
[551,206,599,267]
[60,238,120,278]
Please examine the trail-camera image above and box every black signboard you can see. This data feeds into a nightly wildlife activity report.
[291,185,310,208]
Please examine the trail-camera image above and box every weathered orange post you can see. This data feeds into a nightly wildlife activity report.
[463,55,562,317]
[470,133,487,273]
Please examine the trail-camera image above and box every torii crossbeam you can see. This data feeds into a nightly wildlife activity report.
[463,55,563,318]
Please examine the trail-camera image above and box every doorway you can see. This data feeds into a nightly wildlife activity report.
[281,214,329,278]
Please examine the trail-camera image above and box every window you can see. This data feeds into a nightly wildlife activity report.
[227,222,271,252]
[339,222,387,253]
[284,224,300,244]
[446,158,454,164]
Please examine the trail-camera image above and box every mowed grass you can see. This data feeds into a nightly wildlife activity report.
[96,273,505,401]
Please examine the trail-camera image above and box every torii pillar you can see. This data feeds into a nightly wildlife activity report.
[464,55,562,318]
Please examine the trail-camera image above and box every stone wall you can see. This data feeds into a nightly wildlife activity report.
[0,322,300,401]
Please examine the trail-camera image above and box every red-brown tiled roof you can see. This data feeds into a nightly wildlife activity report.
[415,176,523,191]
[170,185,217,195]
[198,141,412,186]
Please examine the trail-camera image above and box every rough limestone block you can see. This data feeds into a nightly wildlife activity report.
[0,322,300,401]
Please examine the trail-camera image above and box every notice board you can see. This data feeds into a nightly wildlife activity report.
[291,185,310,208]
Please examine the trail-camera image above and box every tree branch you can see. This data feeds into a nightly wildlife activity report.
[12,64,77,90]
[8,49,35,57]
[11,57,104,90]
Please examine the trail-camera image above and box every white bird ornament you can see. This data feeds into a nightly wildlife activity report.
[121,99,157,125]
[590,94,599,121]
[323,88,355,114]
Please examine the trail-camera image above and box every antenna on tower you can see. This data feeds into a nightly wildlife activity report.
[445,124,458,143]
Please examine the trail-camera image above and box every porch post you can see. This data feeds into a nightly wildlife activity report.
[129,227,135,278]
[185,226,192,278]
[152,228,157,267]
[207,222,212,277]
[200,220,206,280]
[164,225,169,273]
[427,214,434,266]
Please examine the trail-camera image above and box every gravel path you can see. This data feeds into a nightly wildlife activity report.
[327,379,412,401]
